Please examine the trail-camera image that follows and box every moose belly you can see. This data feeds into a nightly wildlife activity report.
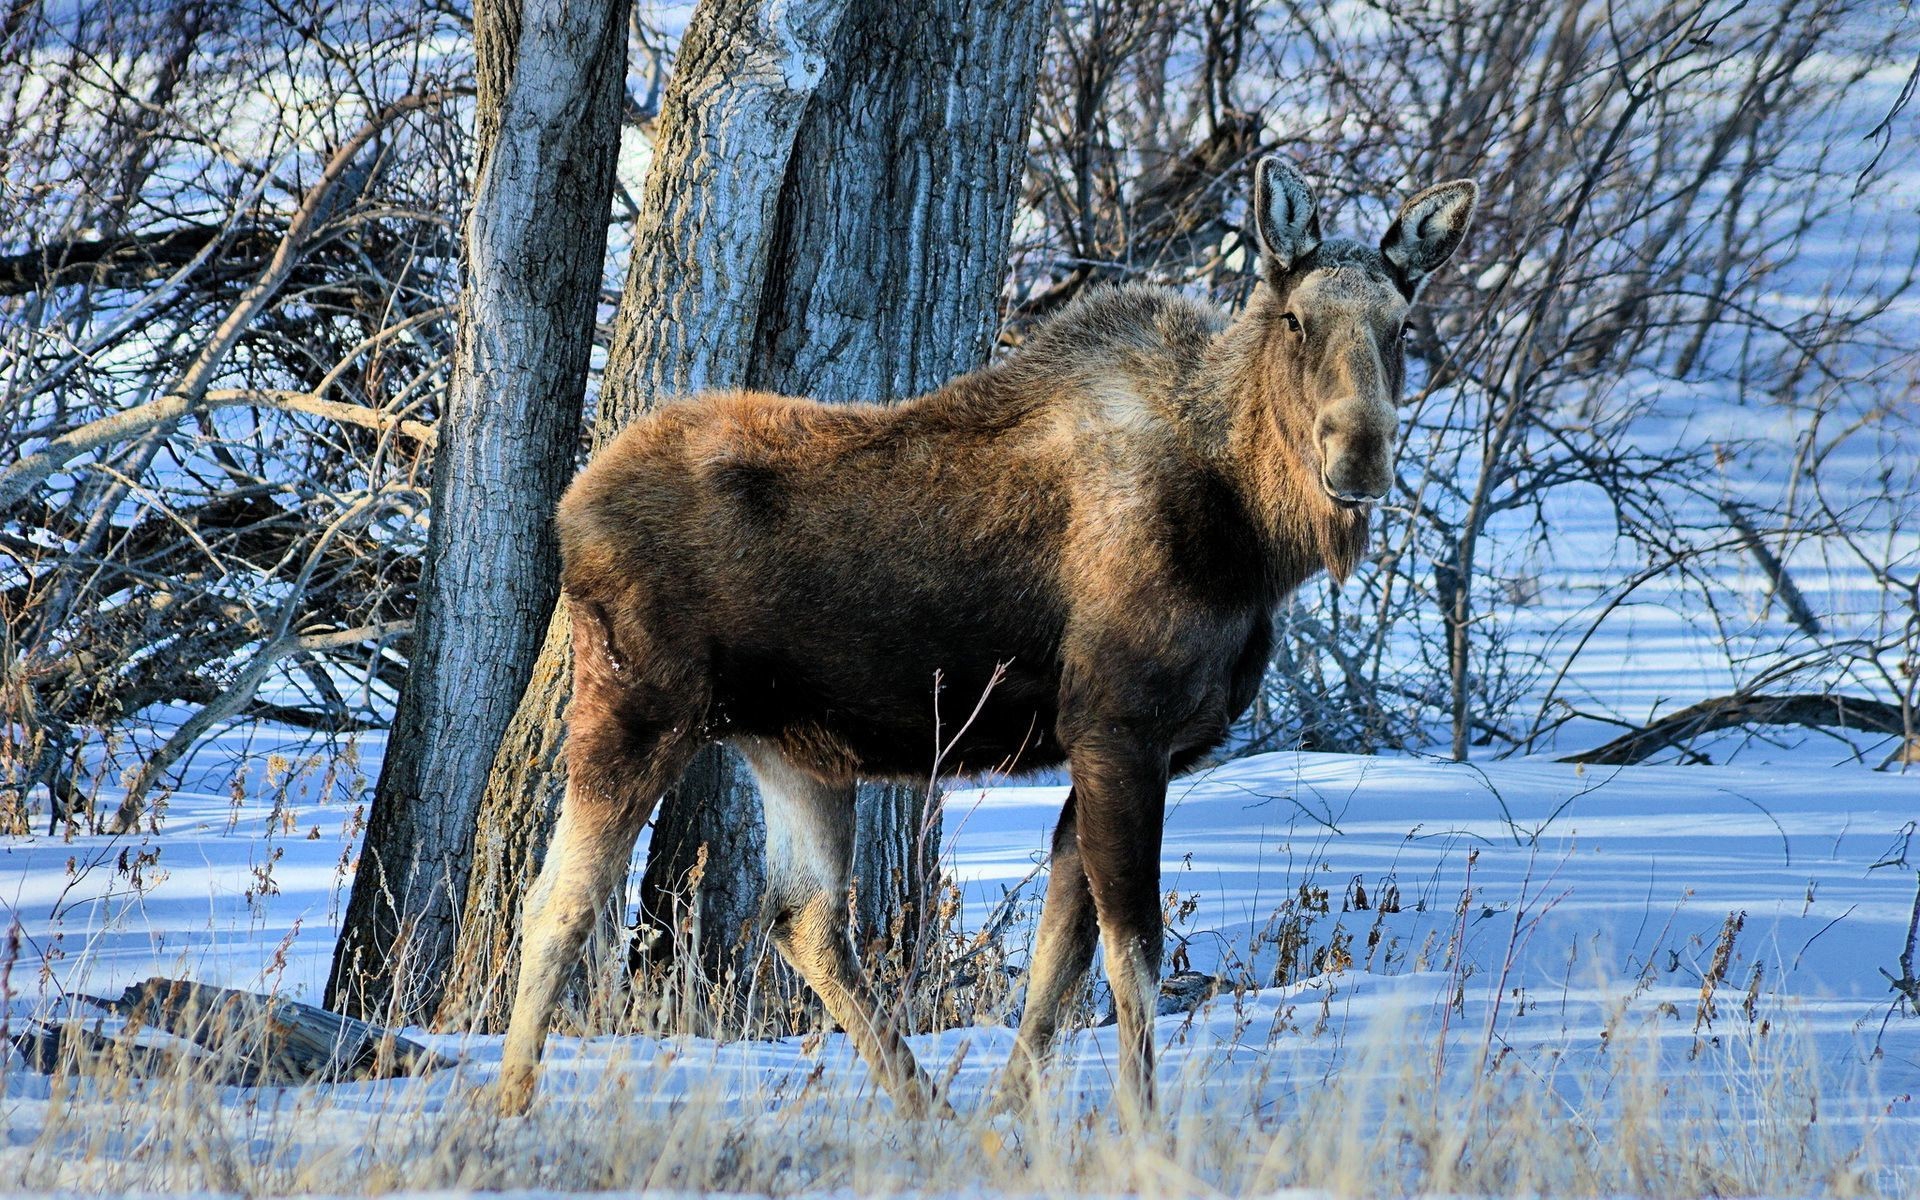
[709,636,1065,780]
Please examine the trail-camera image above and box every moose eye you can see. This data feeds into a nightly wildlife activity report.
[1280,312,1302,334]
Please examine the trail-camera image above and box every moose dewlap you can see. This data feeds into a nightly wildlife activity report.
[498,154,1477,1119]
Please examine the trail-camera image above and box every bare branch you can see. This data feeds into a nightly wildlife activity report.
[1563,693,1914,768]
[0,90,457,511]
[109,621,410,832]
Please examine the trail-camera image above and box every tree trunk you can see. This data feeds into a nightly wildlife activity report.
[326,0,629,1024]
[438,0,1046,1033]
[848,779,939,977]
[641,0,1049,1020]
[437,0,856,1031]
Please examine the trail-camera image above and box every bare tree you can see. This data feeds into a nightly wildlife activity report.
[325,0,630,1023]
[437,0,860,1030]
[643,0,1050,1012]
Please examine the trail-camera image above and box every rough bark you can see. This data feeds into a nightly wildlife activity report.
[441,0,1046,1032]
[747,0,1047,397]
[736,0,1048,967]
[637,0,1050,1014]
[432,609,577,1027]
[438,0,856,1031]
[847,779,938,967]
[632,745,770,994]
[326,0,629,1023]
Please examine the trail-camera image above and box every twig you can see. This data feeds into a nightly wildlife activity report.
[109,621,408,832]
[1719,500,1821,637]
[1878,871,1920,1014]
[951,860,1047,973]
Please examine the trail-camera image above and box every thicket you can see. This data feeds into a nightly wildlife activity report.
[4,0,1916,839]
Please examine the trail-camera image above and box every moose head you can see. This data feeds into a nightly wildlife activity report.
[1252,155,1478,508]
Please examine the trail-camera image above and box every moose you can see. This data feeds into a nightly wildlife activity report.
[498,154,1477,1118]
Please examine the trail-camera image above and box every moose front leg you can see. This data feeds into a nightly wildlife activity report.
[998,787,1098,1111]
[1063,734,1170,1124]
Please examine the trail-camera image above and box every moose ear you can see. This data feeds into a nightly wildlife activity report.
[1253,155,1320,275]
[1380,179,1477,294]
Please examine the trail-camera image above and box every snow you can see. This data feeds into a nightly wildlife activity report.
[4,733,1917,1194]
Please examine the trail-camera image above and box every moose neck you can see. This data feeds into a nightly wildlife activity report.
[1189,281,1369,590]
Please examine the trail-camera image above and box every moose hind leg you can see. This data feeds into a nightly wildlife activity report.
[497,666,702,1113]
[738,738,937,1116]
[998,787,1098,1110]
[1067,741,1170,1123]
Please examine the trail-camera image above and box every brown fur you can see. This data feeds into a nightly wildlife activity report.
[557,282,1362,785]
[498,157,1477,1119]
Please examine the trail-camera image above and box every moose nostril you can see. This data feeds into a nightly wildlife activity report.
[1324,482,1384,506]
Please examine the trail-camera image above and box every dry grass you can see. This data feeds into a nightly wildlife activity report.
[4,762,1914,1198]
[3,956,1909,1198]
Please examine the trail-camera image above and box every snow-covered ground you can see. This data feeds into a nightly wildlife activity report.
[5,10,1916,1198]
[3,728,1917,1194]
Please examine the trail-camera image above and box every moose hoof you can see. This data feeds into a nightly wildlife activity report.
[982,1081,1025,1120]
[890,1082,950,1122]
[494,1064,538,1117]
[984,1054,1042,1119]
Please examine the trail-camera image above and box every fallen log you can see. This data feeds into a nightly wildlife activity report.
[1097,970,1224,1026]
[9,1021,190,1078]
[6,977,459,1085]
[1561,692,1914,767]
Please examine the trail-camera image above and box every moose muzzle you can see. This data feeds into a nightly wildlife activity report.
[1314,395,1397,506]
